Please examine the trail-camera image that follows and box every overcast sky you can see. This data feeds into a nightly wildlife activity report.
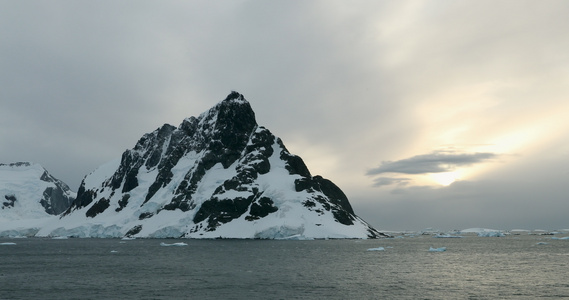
[2,1,568,231]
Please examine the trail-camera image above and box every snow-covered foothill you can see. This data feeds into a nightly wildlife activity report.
[0,162,75,238]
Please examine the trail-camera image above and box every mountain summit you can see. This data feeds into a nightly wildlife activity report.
[39,92,384,239]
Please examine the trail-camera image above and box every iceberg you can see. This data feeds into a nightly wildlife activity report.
[429,247,446,252]
[160,242,188,247]
[367,247,385,251]
[477,231,505,237]
[0,242,17,245]
[551,236,569,240]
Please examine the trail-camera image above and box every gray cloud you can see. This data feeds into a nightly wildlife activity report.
[372,177,411,187]
[367,151,497,175]
[355,173,569,231]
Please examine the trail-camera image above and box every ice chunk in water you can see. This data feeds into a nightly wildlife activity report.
[429,247,446,252]
[160,242,188,247]
[367,247,385,251]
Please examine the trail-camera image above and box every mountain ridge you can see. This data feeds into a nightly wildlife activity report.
[5,92,385,239]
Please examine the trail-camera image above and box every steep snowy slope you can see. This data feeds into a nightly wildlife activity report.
[0,162,75,236]
[38,92,385,239]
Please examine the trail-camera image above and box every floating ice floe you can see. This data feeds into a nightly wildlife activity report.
[110,250,119,253]
[551,237,569,240]
[367,247,385,251]
[429,247,446,252]
[160,242,188,247]
[51,236,68,240]
[121,237,136,241]
[536,242,549,245]
[0,242,17,245]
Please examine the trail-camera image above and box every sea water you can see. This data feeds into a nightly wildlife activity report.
[1,235,568,299]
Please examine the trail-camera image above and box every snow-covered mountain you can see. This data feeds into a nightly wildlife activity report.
[37,92,385,239]
[0,162,75,236]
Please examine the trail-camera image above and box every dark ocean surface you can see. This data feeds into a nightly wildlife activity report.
[1,235,568,299]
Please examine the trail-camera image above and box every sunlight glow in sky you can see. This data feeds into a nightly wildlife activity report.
[429,172,460,187]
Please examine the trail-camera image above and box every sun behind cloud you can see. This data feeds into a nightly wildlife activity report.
[429,171,460,186]
[367,149,495,188]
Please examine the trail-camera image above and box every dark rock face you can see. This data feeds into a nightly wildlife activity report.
[39,170,75,215]
[86,198,110,218]
[63,92,383,238]
[65,182,95,214]
[295,175,356,226]
[3,195,16,209]
[125,225,142,237]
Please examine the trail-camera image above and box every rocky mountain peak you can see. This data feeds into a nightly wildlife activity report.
[50,92,384,239]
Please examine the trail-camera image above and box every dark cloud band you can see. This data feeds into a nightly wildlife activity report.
[372,176,412,187]
[367,151,496,175]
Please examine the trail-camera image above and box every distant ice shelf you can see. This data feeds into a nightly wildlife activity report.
[460,228,505,237]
